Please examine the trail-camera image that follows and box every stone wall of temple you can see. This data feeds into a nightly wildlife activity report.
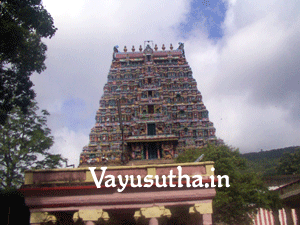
[79,42,217,166]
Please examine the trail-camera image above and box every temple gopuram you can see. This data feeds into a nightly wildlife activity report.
[79,42,217,166]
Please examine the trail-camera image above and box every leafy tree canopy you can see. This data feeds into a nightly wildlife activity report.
[0,0,57,124]
[241,146,300,176]
[0,101,65,190]
[277,151,300,175]
[176,144,281,225]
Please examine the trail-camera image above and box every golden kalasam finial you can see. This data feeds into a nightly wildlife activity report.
[139,45,143,52]
[124,46,127,52]
[132,45,135,52]
[154,44,158,51]
[162,44,165,51]
[170,43,173,50]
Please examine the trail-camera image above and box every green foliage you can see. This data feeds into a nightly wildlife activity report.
[242,146,300,176]
[176,144,281,225]
[277,151,300,175]
[0,0,57,124]
[176,147,202,163]
[0,102,65,190]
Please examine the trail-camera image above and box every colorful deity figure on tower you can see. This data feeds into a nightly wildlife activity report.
[79,42,217,166]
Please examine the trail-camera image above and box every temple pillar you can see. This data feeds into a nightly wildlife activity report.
[135,206,171,225]
[73,209,109,224]
[146,143,149,159]
[189,202,213,225]
[84,221,96,225]
[30,212,56,225]
[272,209,280,225]
[149,217,159,225]
[202,214,213,225]
[295,208,300,225]
[284,206,294,225]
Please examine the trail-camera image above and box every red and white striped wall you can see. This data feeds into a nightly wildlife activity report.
[253,208,298,225]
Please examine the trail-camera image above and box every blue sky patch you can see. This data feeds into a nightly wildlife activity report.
[179,0,227,39]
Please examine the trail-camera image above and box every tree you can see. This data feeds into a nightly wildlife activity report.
[0,102,65,190]
[277,151,300,175]
[0,0,57,125]
[176,144,281,225]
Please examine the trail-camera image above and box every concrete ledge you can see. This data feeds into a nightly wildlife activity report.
[24,161,214,185]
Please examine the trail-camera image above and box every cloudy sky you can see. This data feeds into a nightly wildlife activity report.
[32,0,300,166]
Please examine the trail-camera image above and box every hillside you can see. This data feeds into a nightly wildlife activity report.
[241,146,300,176]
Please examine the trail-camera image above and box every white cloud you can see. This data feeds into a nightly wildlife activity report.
[50,127,89,167]
[34,0,193,165]
[185,0,300,152]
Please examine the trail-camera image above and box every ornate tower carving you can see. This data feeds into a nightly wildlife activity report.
[79,43,217,166]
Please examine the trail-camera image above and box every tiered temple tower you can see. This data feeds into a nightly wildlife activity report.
[79,42,217,166]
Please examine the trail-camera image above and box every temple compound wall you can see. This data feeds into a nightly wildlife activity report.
[20,162,216,225]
